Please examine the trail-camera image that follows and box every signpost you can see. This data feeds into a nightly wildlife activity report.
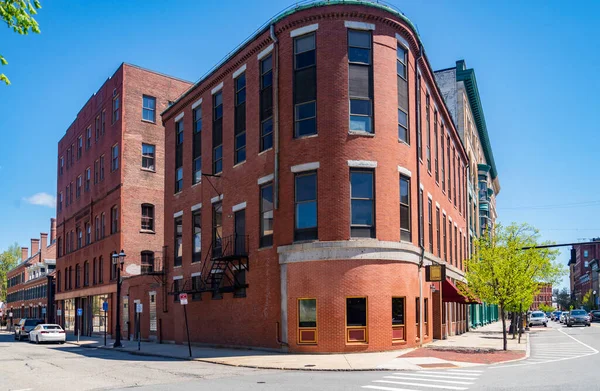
[135,303,143,351]
[179,293,192,357]
[102,301,108,346]
[76,308,83,343]
[8,312,13,332]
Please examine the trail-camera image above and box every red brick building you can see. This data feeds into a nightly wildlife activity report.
[54,63,191,337]
[570,240,600,303]
[119,2,475,353]
[5,219,57,326]
[531,283,553,310]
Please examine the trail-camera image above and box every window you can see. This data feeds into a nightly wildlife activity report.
[175,167,183,193]
[419,189,424,246]
[86,126,92,149]
[436,207,441,257]
[193,106,202,184]
[142,95,156,122]
[441,125,445,191]
[428,199,433,253]
[584,250,589,258]
[426,94,431,172]
[298,298,317,344]
[295,172,317,241]
[260,183,274,247]
[66,147,70,168]
[346,297,367,343]
[101,213,106,238]
[93,258,97,285]
[449,219,453,265]
[294,33,317,137]
[417,76,422,160]
[95,215,100,241]
[141,204,154,231]
[434,111,439,182]
[142,144,155,170]
[424,298,429,336]
[348,30,373,133]
[57,271,61,292]
[112,94,120,123]
[111,144,119,171]
[85,222,91,245]
[100,155,105,180]
[111,206,118,234]
[101,110,106,134]
[260,55,273,151]
[84,261,89,287]
[77,227,82,249]
[58,192,63,213]
[68,266,72,290]
[75,264,80,288]
[98,256,103,284]
[454,226,458,265]
[111,254,117,281]
[175,118,184,188]
[351,169,375,238]
[192,211,201,263]
[415,297,420,338]
[453,149,457,207]
[191,275,202,301]
[141,251,154,274]
[95,115,100,140]
[447,136,451,201]
[94,160,99,184]
[76,175,82,198]
[400,175,410,242]
[77,136,82,160]
[173,279,181,302]
[443,214,447,261]
[212,202,223,256]
[397,45,409,143]
[174,217,182,267]
[59,156,64,175]
[213,91,223,174]
[392,297,405,341]
[234,73,246,164]
[57,237,62,257]
[85,167,91,191]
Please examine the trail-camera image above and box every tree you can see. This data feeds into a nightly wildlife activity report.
[0,242,21,302]
[539,303,554,313]
[1,0,41,85]
[582,289,594,311]
[556,287,572,310]
[466,223,564,350]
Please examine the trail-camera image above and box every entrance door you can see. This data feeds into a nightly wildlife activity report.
[149,292,157,340]
[234,209,246,254]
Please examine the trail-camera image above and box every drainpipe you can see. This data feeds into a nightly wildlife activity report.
[415,43,424,347]
[270,24,280,210]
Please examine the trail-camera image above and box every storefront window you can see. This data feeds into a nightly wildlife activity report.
[64,299,75,331]
[92,295,109,334]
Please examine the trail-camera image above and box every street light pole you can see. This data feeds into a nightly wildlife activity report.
[113,250,126,348]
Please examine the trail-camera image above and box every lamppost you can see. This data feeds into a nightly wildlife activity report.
[112,250,126,348]
[594,290,597,311]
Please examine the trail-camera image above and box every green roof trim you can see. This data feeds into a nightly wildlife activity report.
[163,0,420,116]
[456,60,498,180]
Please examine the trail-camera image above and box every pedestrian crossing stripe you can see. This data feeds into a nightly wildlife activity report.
[362,369,483,391]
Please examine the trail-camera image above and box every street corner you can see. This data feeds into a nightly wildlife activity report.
[400,346,527,365]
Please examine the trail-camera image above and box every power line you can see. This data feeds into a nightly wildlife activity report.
[499,200,600,210]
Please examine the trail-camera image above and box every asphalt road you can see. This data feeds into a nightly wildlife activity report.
[0,321,599,391]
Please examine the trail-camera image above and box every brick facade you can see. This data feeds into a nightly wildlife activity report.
[531,283,553,310]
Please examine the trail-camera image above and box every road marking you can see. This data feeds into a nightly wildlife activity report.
[374,380,468,390]
[410,371,480,377]
[384,376,474,385]
[447,369,484,374]
[556,327,600,354]
[392,373,478,380]
[363,386,418,391]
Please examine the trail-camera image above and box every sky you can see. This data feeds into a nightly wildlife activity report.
[1,0,599,290]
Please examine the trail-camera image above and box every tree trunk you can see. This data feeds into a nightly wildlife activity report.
[512,312,516,339]
[500,305,507,351]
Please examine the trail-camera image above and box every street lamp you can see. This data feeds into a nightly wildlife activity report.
[594,290,597,311]
[112,249,126,348]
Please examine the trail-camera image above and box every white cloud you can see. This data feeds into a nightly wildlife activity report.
[23,192,56,208]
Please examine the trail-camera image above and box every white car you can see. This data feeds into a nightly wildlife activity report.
[528,311,548,327]
[28,324,66,344]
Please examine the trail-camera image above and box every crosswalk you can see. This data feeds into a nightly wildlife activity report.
[362,369,484,391]
[523,328,598,365]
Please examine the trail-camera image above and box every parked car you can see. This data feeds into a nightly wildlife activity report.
[28,324,66,344]
[529,311,548,327]
[13,318,44,341]
[560,312,569,323]
[589,310,600,322]
[551,311,562,321]
[566,310,591,327]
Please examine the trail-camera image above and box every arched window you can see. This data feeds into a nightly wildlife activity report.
[98,256,104,284]
[75,264,80,288]
[141,251,155,274]
[141,204,154,231]
[111,206,119,234]
[92,258,97,285]
[84,261,89,287]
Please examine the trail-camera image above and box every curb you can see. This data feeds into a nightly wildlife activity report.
[488,332,530,366]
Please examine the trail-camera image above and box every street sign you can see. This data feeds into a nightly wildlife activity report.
[179,293,188,305]
[102,301,108,312]
[41,307,46,315]
[77,308,83,316]
[8,312,13,318]
[56,309,62,316]
[425,264,446,282]
[136,303,143,313]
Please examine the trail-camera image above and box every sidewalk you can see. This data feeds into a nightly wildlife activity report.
[64,321,527,371]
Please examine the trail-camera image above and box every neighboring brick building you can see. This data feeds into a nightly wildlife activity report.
[570,240,600,303]
[531,283,553,310]
[120,1,476,353]
[5,219,57,326]
[54,63,191,337]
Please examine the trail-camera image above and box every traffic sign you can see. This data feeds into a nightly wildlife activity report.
[8,312,13,318]
[77,308,83,316]
[56,309,62,316]
[41,307,46,315]
[102,301,108,312]
[136,303,143,313]
[179,293,188,305]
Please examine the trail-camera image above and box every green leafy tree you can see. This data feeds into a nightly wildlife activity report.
[466,223,564,350]
[556,287,572,310]
[539,304,554,313]
[0,242,21,302]
[1,0,41,85]
[582,289,594,311]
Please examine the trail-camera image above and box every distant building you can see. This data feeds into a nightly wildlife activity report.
[569,239,600,303]
[531,283,552,310]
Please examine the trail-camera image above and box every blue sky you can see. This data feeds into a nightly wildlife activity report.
[1,0,598,289]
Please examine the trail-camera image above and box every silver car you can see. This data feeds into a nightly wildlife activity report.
[529,311,548,327]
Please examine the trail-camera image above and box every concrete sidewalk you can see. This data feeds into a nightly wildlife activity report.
[64,321,526,371]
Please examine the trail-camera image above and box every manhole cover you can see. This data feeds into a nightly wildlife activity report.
[417,363,457,368]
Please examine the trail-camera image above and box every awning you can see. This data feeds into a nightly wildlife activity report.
[442,278,481,304]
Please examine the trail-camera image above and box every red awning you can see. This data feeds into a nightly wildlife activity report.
[442,278,481,304]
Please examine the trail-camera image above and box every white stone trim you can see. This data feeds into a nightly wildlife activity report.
[442,209,447,216]
[191,97,203,110]
[211,82,224,95]
[211,194,224,204]
[174,112,184,122]
[258,173,274,185]
[395,33,410,49]
[173,275,183,281]
[398,166,412,177]
[454,222,458,228]
[290,23,319,37]
[257,44,274,60]
[173,210,183,218]
[419,183,424,190]
[191,272,202,278]
[427,192,433,200]
[435,202,440,208]
[190,203,202,212]
[344,21,375,31]
[232,202,247,212]
[291,161,320,173]
[347,160,377,168]
[448,216,453,222]
[232,64,247,79]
